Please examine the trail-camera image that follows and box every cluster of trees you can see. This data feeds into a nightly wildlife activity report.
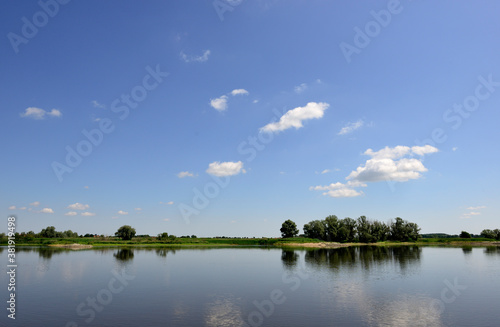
[480,229,500,240]
[281,216,421,243]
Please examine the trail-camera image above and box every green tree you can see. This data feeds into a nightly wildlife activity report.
[40,226,56,238]
[459,231,471,238]
[356,216,374,243]
[157,232,169,240]
[115,225,136,240]
[324,215,339,241]
[339,218,356,242]
[280,219,299,238]
[303,220,326,240]
[481,229,496,239]
[389,218,420,242]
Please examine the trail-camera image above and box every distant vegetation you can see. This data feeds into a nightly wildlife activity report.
[300,216,420,243]
[1,222,499,246]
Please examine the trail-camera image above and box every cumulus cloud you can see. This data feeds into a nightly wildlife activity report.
[338,120,364,135]
[177,171,195,178]
[311,145,438,198]
[206,161,245,177]
[40,208,54,214]
[260,102,329,133]
[210,95,228,112]
[462,205,486,218]
[180,49,211,63]
[117,210,128,215]
[67,203,89,210]
[294,83,308,94]
[65,212,78,216]
[347,145,439,183]
[20,107,61,119]
[81,212,96,216]
[230,89,249,96]
[30,201,40,207]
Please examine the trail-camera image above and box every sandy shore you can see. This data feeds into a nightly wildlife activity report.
[49,243,93,249]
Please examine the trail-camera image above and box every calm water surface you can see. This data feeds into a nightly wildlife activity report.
[1,246,499,326]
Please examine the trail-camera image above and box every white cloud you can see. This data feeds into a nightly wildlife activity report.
[163,218,170,222]
[19,207,26,210]
[312,145,438,198]
[67,203,89,210]
[231,89,249,96]
[210,95,228,112]
[260,102,329,133]
[167,201,174,205]
[81,212,96,216]
[135,208,142,211]
[294,83,308,94]
[40,208,54,214]
[91,100,105,109]
[338,120,364,135]
[466,206,486,210]
[20,107,61,119]
[180,49,211,63]
[346,145,439,183]
[310,181,366,198]
[117,210,128,215]
[177,171,195,178]
[8,205,16,210]
[65,212,78,216]
[206,161,245,177]
[321,169,331,174]
[30,201,40,207]
[452,147,458,151]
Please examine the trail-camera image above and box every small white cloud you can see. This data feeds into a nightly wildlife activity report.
[260,102,329,133]
[20,107,61,119]
[210,95,228,112]
[93,118,101,122]
[40,208,54,214]
[452,147,458,151]
[81,212,96,216]
[231,89,249,96]
[30,201,40,207]
[67,203,89,210]
[206,161,245,177]
[91,100,105,109]
[180,49,211,63]
[163,218,170,222]
[316,79,322,84]
[321,169,331,174]
[310,181,366,198]
[338,120,364,135]
[294,83,308,94]
[167,201,174,205]
[65,212,78,216]
[8,205,16,210]
[84,186,89,189]
[135,208,142,211]
[253,99,259,104]
[117,210,128,215]
[466,206,486,210]
[19,207,26,210]
[177,171,195,178]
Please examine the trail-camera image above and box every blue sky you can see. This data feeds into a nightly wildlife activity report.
[1,0,499,237]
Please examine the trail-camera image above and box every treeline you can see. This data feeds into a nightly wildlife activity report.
[303,216,420,243]
[480,229,500,240]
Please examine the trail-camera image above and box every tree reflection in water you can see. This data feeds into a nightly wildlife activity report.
[113,248,134,261]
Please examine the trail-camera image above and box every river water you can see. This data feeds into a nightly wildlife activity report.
[1,246,499,326]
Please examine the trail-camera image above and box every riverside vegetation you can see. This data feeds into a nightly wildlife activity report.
[1,216,499,247]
